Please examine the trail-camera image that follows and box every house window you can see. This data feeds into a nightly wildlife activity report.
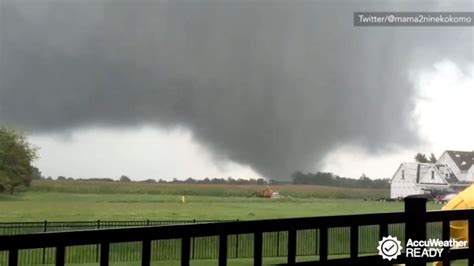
[401,170,405,180]
[431,171,435,180]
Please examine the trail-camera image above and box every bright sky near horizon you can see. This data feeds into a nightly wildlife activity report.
[30,61,474,181]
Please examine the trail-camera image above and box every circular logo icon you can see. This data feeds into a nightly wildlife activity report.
[377,235,402,261]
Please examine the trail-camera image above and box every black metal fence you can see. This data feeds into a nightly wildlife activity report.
[0,220,220,236]
[1,197,473,265]
[0,220,407,264]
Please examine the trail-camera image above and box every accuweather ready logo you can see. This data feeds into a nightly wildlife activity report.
[377,236,402,260]
[377,235,468,261]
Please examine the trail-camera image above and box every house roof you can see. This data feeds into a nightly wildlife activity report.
[390,162,458,185]
[445,150,474,171]
[416,163,450,185]
[435,164,458,183]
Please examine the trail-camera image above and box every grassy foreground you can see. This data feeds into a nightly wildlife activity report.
[0,192,414,221]
[0,181,451,265]
[0,180,441,221]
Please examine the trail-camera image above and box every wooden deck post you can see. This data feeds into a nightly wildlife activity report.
[404,196,427,266]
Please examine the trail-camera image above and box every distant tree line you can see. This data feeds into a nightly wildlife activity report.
[291,171,389,189]
[46,175,272,185]
[43,172,389,189]
[167,177,269,185]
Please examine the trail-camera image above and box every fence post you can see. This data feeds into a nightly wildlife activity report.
[96,220,101,262]
[253,231,263,266]
[181,237,191,266]
[287,229,296,264]
[314,229,318,256]
[276,231,280,257]
[9,248,18,266]
[219,234,228,266]
[350,225,359,259]
[441,220,451,266]
[469,217,474,266]
[404,196,427,266]
[319,226,328,262]
[56,245,65,266]
[142,239,151,266]
[235,234,239,258]
[43,220,47,264]
[235,219,239,258]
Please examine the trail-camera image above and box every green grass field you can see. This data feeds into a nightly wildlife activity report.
[0,180,442,221]
[1,180,454,265]
[29,180,390,199]
[0,191,417,221]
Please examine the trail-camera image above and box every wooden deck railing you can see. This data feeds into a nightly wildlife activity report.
[1,197,473,266]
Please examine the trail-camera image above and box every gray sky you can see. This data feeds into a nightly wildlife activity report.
[1,0,473,180]
[30,62,474,180]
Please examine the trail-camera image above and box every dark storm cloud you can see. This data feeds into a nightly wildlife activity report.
[0,0,472,179]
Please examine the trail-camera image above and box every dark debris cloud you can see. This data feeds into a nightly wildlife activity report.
[0,0,472,179]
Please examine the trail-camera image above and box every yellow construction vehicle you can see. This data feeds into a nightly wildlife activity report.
[433,184,474,266]
[248,187,277,198]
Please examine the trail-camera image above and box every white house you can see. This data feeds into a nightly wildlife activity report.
[390,162,454,199]
[467,165,474,183]
[437,150,474,182]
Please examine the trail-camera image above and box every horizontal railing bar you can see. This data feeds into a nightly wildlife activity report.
[0,212,407,250]
[425,209,474,222]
